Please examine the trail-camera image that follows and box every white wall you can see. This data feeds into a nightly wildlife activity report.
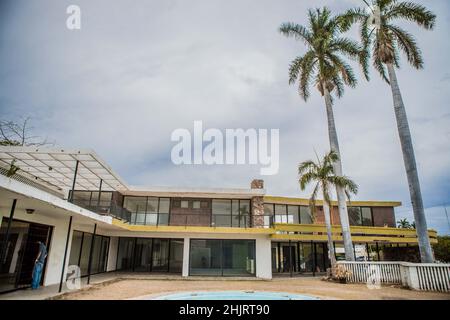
[255,237,272,279]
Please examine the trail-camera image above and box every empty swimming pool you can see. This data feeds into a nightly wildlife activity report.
[152,291,319,300]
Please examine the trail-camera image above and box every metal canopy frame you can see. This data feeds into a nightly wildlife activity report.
[0,146,128,192]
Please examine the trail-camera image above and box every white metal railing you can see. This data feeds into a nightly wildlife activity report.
[337,261,450,293]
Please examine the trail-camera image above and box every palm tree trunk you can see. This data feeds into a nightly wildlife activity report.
[322,190,337,269]
[386,63,434,263]
[323,89,355,261]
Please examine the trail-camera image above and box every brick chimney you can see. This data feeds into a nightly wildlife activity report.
[251,179,264,189]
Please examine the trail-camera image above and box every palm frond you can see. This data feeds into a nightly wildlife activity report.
[385,1,436,30]
[279,22,313,45]
[387,24,423,69]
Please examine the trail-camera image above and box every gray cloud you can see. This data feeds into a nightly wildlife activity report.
[1,0,449,234]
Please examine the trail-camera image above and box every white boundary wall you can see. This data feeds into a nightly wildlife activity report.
[338,261,450,292]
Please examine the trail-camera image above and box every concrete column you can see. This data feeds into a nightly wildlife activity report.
[107,237,119,272]
[182,237,190,277]
[255,237,272,279]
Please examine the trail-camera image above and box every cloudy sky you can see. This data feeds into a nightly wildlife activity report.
[1,0,449,234]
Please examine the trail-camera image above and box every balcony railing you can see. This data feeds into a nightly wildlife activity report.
[271,223,438,244]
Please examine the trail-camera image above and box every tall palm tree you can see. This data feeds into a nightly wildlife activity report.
[299,151,358,268]
[343,0,436,262]
[280,7,368,261]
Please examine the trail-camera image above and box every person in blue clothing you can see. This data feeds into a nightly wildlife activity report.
[31,241,47,289]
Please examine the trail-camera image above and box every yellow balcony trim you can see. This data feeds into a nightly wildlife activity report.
[112,219,275,234]
[270,233,438,244]
[264,196,402,207]
[273,223,437,237]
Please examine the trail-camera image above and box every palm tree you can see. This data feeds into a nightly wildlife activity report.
[298,151,358,268]
[280,7,368,261]
[343,0,436,263]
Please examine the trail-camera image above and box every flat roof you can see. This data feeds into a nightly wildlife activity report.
[0,146,128,192]
[122,185,265,198]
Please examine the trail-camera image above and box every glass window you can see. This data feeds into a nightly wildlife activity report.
[68,231,83,267]
[116,238,135,270]
[222,240,255,276]
[300,206,313,224]
[212,200,231,227]
[158,213,169,226]
[361,207,373,226]
[133,238,152,272]
[348,207,362,225]
[287,205,299,224]
[189,239,255,276]
[169,240,184,273]
[232,200,240,227]
[181,200,189,208]
[79,233,92,276]
[124,197,147,216]
[136,213,146,225]
[147,197,158,213]
[264,204,274,216]
[145,214,157,225]
[239,200,250,228]
[275,204,287,223]
[190,240,222,276]
[239,200,250,215]
[159,198,170,213]
[193,201,201,209]
[152,239,170,272]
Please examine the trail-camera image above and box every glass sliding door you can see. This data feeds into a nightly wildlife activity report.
[116,237,184,273]
[151,239,169,272]
[116,238,135,270]
[222,240,255,276]
[133,239,152,272]
[169,239,184,273]
[190,240,222,276]
[189,239,256,276]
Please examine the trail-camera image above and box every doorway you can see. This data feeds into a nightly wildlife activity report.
[0,218,53,293]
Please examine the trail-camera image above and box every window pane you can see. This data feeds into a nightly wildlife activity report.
[169,240,184,273]
[158,213,169,226]
[145,213,157,225]
[159,198,170,213]
[232,200,239,216]
[231,200,240,227]
[193,201,200,209]
[240,200,250,215]
[152,239,169,272]
[181,200,189,208]
[287,205,299,224]
[79,233,92,276]
[212,200,231,226]
[68,231,83,268]
[275,204,287,223]
[147,197,158,213]
[133,239,152,272]
[300,206,312,224]
[190,240,222,276]
[222,240,256,276]
[264,204,274,215]
[123,197,147,217]
[117,238,135,270]
[361,208,373,226]
[212,200,231,215]
[133,213,144,224]
[90,235,103,274]
[348,207,362,225]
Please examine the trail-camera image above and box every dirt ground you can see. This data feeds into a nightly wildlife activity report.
[54,277,450,300]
